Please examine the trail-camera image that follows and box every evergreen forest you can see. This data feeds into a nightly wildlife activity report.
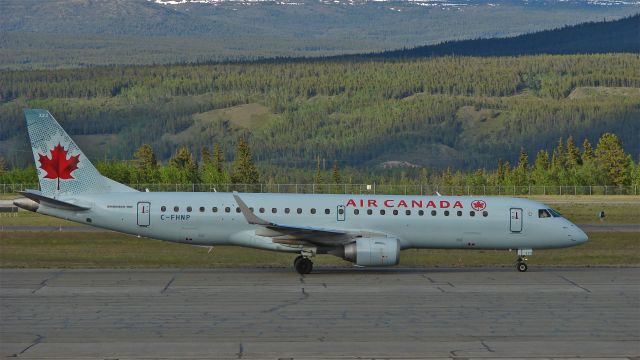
[0,15,639,188]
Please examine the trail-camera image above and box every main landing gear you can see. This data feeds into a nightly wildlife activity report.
[294,255,313,275]
[516,257,528,272]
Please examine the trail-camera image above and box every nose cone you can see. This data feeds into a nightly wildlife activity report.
[571,226,589,244]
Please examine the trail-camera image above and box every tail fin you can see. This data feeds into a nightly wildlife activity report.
[24,109,137,197]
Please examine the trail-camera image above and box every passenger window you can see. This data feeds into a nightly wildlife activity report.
[174,206,179,212]
[236,207,241,213]
[418,210,424,216]
[367,209,373,215]
[272,208,277,214]
[297,208,302,214]
[199,206,205,212]
[249,207,254,212]
[225,207,230,213]
[311,208,316,214]
[187,206,192,212]
[393,210,398,215]
[444,210,450,216]
[212,207,218,213]
[457,211,462,216]
[339,208,344,215]
[482,211,488,217]
[405,210,411,216]
[538,209,551,218]
[259,208,265,213]
[470,211,475,217]
[380,209,386,215]
[354,209,359,215]
[325,209,330,214]
[285,208,290,214]
[431,210,436,216]
[161,206,166,212]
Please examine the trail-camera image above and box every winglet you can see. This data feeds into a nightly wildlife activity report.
[233,192,270,226]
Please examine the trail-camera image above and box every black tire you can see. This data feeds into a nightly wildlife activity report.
[295,258,313,275]
[293,255,304,269]
[517,262,528,272]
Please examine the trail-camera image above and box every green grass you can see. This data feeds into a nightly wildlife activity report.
[0,231,636,269]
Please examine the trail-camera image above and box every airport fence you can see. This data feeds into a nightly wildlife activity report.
[1,183,638,196]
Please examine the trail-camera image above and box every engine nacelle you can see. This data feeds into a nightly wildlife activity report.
[343,237,400,266]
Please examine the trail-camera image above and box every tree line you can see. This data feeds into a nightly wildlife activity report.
[1,132,637,188]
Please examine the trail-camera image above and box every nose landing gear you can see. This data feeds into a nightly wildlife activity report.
[516,257,528,272]
[515,249,532,272]
[294,255,313,275]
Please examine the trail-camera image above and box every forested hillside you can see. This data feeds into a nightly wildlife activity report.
[1,54,638,177]
[373,14,640,58]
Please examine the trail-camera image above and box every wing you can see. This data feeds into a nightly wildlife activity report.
[233,192,370,246]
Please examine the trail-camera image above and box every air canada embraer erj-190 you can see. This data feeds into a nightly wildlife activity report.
[14,109,588,274]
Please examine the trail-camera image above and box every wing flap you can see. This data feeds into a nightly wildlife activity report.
[233,192,353,245]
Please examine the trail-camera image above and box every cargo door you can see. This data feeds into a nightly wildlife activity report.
[510,208,522,233]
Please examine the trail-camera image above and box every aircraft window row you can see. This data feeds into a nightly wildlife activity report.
[159,205,488,218]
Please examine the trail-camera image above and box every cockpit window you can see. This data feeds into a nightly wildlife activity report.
[548,208,563,218]
[538,209,551,218]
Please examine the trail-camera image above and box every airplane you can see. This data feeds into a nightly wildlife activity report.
[13,109,588,274]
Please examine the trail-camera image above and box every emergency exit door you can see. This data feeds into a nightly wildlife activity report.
[137,202,150,227]
[510,208,522,233]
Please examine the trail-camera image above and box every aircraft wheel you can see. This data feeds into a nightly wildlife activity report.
[293,255,304,269]
[295,257,313,275]
[517,262,528,272]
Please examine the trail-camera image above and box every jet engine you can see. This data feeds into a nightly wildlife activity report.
[343,238,400,266]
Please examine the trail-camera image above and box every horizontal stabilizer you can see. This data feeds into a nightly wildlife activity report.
[19,190,90,211]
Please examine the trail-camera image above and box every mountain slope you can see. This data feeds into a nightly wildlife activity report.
[0,0,637,68]
[372,14,640,58]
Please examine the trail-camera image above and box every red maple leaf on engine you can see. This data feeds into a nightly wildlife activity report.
[38,143,80,190]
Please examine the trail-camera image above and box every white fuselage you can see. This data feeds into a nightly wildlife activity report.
[36,192,588,254]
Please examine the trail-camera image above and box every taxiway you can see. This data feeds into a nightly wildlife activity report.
[1,268,638,359]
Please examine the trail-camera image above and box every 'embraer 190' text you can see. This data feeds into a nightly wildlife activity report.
[345,199,463,209]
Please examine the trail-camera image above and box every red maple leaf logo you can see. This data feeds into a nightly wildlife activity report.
[471,200,486,211]
[38,143,80,190]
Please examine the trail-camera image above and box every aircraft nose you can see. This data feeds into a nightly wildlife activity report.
[572,227,589,244]
[576,228,589,244]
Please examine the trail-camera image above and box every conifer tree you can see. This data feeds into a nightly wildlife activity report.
[566,135,582,167]
[582,138,594,161]
[213,144,225,174]
[517,147,529,171]
[169,146,199,183]
[201,146,212,165]
[332,161,341,184]
[551,138,565,169]
[595,133,631,186]
[133,144,158,183]
[534,150,550,170]
[231,137,260,184]
[314,156,323,184]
